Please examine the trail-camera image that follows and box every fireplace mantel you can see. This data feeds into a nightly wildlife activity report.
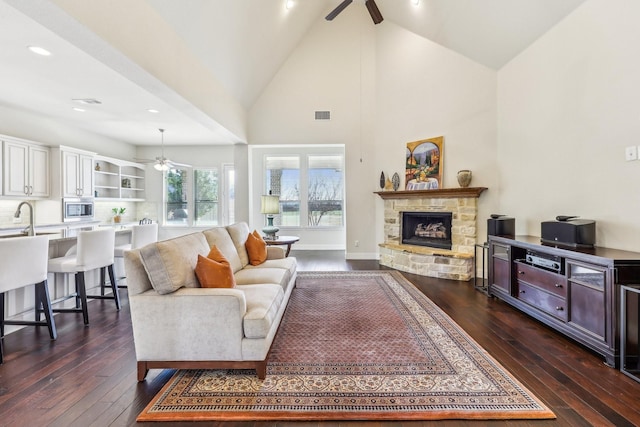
[375,187,487,200]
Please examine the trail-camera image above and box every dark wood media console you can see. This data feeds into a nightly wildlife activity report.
[488,235,640,367]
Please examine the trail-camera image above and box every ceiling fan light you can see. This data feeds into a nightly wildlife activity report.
[154,161,170,171]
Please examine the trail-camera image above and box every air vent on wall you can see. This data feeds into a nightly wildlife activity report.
[315,110,331,120]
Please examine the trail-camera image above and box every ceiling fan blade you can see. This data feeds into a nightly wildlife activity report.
[325,0,352,21]
[133,157,157,164]
[168,160,192,168]
[365,0,383,24]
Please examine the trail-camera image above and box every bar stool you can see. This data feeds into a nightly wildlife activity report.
[0,235,56,364]
[47,228,119,325]
[114,222,158,287]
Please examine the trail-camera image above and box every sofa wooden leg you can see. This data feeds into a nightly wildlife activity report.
[256,362,267,379]
[137,361,149,381]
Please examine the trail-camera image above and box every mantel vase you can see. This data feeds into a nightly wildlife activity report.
[457,170,472,188]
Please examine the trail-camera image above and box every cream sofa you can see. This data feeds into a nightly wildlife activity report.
[123,222,296,380]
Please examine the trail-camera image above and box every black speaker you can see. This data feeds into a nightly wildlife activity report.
[487,214,515,240]
[541,218,595,248]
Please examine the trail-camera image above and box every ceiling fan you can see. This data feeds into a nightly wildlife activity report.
[136,128,191,171]
[326,0,383,24]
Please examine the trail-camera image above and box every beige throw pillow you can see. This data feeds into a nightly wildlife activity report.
[139,232,210,295]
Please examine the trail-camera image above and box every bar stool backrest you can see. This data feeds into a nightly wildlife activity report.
[76,229,115,272]
[131,223,158,250]
[0,235,49,292]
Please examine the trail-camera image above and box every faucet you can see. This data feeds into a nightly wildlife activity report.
[14,201,35,236]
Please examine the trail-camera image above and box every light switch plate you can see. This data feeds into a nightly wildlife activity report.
[625,146,637,161]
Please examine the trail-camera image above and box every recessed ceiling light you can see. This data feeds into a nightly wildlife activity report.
[72,107,86,112]
[285,0,294,10]
[27,46,51,56]
[72,98,102,105]
[147,109,159,114]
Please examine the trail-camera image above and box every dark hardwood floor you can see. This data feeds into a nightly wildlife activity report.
[1,250,639,426]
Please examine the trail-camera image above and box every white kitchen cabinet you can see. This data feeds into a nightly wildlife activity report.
[50,146,96,199]
[2,138,49,198]
[62,149,94,198]
[94,155,145,200]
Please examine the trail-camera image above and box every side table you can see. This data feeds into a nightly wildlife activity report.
[264,235,299,257]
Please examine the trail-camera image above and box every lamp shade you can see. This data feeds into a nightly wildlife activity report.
[260,195,280,215]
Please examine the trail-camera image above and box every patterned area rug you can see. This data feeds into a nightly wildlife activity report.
[138,271,555,421]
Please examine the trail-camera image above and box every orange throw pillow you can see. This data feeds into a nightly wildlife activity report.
[246,230,267,266]
[195,245,236,288]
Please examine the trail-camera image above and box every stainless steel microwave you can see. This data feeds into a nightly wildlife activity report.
[63,197,95,222]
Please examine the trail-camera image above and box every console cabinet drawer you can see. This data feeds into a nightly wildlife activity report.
[518,281,568,321]
[514,261,567,297]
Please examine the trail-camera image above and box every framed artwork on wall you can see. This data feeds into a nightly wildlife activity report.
[405,136,444,190]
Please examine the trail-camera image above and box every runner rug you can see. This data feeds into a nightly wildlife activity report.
[138,270,555,421]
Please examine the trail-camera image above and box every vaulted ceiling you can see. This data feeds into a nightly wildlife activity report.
[0,0,585,146]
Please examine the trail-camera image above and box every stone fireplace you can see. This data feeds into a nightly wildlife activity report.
[376,187,486,281]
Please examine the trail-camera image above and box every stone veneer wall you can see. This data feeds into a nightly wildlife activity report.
[378,194,480,281]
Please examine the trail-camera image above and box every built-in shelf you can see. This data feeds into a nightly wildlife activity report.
[94,155,146,201]
[375,187,487,199]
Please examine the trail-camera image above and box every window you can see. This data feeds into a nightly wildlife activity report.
[263,151,344,228]
[164,167,219,226]
[223,164,235,225]
[265,156,300,227]
[308,155,343,227]
[165,168,188,225]
[194,169,219,226]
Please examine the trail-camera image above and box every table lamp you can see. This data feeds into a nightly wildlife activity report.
[260,193,280,240]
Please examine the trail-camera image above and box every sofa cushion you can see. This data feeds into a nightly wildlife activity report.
[202,227,243,273]
[226,222,251,267]
[239,284,284,339]
[246,230,268,266]
[195,246,236,288]
[234,267,290,289]
[244,256,297,278]
[139,232,210,295]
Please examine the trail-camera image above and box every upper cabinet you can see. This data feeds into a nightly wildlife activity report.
[50,146,96,199]
[2,138,50,198]
[94,155,145,201]
[63,150,94,197]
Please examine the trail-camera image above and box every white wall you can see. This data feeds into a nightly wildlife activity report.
[250,7,499,257]
[373,21,498,248]
[497,0,640,251]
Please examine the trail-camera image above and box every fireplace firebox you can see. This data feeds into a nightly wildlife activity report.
[401,211,453,250]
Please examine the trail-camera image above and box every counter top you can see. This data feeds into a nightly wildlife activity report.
[0,221,132,241]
